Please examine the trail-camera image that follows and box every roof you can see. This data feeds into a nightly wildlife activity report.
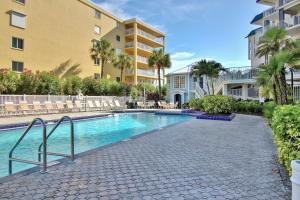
[165,64,194,76]
[245,27,263,38]
[124,18,166,37]
[250,12,263,24]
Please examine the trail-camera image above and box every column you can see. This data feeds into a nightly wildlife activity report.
[133,22,138,85]
[223,84,228,96]
[242,84,248,100]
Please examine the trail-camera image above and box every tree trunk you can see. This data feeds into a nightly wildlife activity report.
[272,83,278,104]
[158,66,162,100]
[274,75,283,105]
[278,72,288,104]
[205,76,211,95]
[101,59,105,79]
[210,77,215,95]
[120,67,123,82]
[291,68,294,100]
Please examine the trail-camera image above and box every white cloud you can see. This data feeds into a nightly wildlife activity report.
[169,54,215,72]
[92,0,135,19]
[170,52,195,60]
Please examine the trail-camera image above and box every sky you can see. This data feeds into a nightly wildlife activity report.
[91,0,268,71]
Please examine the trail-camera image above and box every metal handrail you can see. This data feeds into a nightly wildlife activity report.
[38,116,74,162]
[9,118,47,175]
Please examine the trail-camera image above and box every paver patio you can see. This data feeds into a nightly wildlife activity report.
[0,114,290,199]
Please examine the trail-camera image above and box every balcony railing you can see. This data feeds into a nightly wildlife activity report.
[279,0,296,6]
[126,69,156,77]
[263,7,276,17]
[125,42,154,52]
[293,16,300,26]
[126,28,164,45]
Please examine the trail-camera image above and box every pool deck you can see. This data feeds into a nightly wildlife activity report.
[0,114,291,199]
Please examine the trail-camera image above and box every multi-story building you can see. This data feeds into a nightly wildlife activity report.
[247,0,300,66]
[0,0,165,85]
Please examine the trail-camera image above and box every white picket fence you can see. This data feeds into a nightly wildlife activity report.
[294,86,300,102]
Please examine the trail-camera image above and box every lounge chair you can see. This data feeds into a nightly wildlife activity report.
[74,100,83,111]
[137,101,146,109]
[108,101,115,110]
[44,101,56,113]
[87,101,95,111]
[56,101,65,112]
[148,101,156,109]
[33,101,44,113]
[101,101,110,111]
[114,100,127,110]
[66,100,75,112]
[4,102,17,115]
[19,101,31,114]
[94,100,102,111]
[169,102,177,109]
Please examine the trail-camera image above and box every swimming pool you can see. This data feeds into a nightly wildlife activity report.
[0,113,191,178]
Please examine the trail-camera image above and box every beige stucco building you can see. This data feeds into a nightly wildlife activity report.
[0,0,165,85]
[247,0,300,66]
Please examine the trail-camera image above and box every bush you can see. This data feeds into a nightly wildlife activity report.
[233,100,263,114]
[63,76,82,95]
[189,98,204,110]
[202,95,234,114]
[17,70,39,94]
[36,71,62,95]
[263,101,277,119]
[0,69,19,94]
[272,105,300,174]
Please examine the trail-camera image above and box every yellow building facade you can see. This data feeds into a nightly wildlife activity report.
[0,0,165,85]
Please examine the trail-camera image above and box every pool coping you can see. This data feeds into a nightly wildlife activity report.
[0,114,192,183]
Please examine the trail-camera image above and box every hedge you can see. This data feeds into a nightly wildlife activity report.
[202,95,234,114]
[272,105,300,174]
[233,100,263,114]
[189,98,204,110]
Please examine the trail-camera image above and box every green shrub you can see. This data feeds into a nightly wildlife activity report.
[0,69,19,94]
[189,98,204,110]
[263,101,277,119]
[272,105,300,174]
[63,76,82,95]
[202,95,234,114]
[234,100,263,114]
[17,70,39,95]
[36,71,62,95]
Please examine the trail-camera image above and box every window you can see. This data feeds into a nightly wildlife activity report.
[12,61,24,72]
[12,37,24,49]
[116,77,121,82]
[94,57,100,65]
[16,0,25,4]
[116,35,121,42]
[11,11,26,28]
[94,73,100,80]
[193,77,197,82]
[95,10,101,19]
[115,48,122,56]
[94,25,101,34]
[116,22,121,29]
[174,75,185,89]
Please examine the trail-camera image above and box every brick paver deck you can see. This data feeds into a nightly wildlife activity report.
[0,114,290,199]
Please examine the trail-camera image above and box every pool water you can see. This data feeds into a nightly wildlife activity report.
[0,113,191,178]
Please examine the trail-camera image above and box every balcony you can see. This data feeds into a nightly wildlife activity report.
[263,7,277,18]
[279,0,296,7]
[125,42,154,52]
[126,28,164,45]
[126,69,157,78]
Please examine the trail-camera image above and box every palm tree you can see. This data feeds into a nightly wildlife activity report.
[192,59,225,95]
[90,39,115,79]
[113,53,133,82]
[286,39,300,98]
[148,49,171,99]
[256,27,293,64]
[257,51,294,104]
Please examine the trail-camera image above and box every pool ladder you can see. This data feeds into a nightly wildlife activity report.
[8,116,75,175]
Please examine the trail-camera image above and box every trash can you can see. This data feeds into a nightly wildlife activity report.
[291,160,300,200]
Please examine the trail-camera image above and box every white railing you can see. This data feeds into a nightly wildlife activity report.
[263,7,276,17]
[294,86,300,102]
[0,95,131,115]
[125,42,154,52]
[137,55,148,64]
[279,0,296,6]
[126,69,156,77]
[193,83,205,98]
[126,28,164,45]
[137,42,153,52]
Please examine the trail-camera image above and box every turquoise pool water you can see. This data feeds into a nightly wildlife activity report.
[0,113,191,178]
